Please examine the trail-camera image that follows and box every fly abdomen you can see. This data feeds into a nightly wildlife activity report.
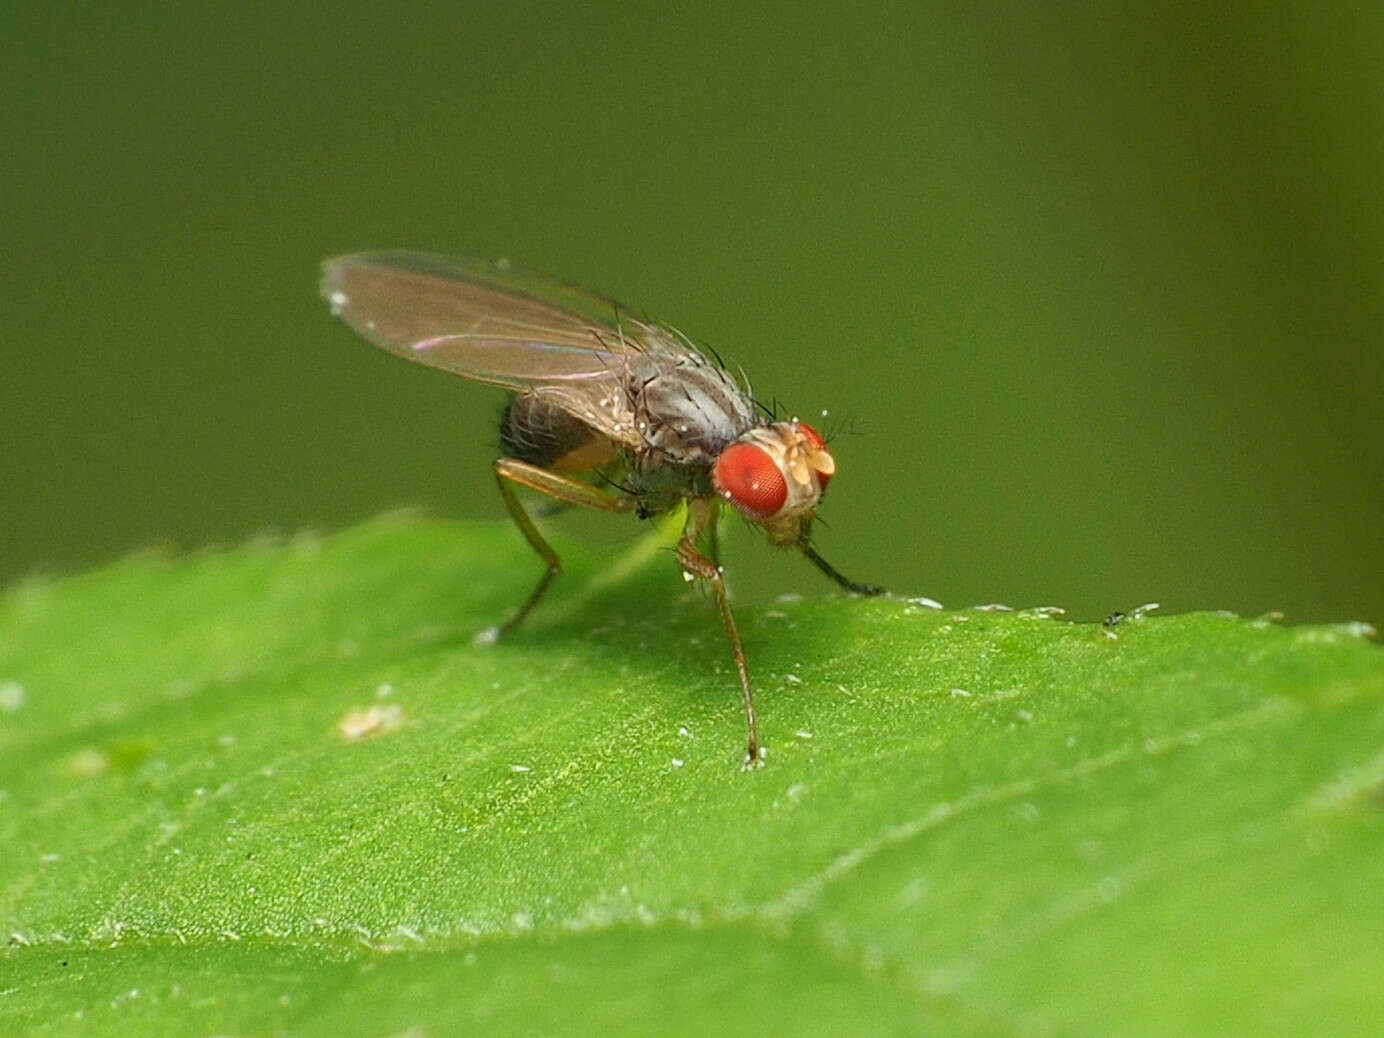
[501,393,616,473]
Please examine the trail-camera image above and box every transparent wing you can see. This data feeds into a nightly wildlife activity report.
[321,251,671,389]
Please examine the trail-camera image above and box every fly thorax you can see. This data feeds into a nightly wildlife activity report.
[630,356,757,465]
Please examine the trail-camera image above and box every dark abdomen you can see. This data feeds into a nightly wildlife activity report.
[500,394,616,473]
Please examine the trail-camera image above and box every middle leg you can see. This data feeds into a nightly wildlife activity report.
[678,499,760,766]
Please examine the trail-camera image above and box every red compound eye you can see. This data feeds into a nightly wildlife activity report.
[797,422,833,490]
[714,442,788,520]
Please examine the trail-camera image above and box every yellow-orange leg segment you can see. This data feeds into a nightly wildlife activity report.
[492,457,633,638]
[679,498,761,767]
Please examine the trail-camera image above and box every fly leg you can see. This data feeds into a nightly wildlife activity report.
[802,542,886,596]
[678,499,761,767]
[704,513,721,567]
[490,457,633,639]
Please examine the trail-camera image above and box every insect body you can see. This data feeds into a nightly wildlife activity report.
[321,252,881,765]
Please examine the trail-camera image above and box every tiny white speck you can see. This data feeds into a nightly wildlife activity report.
[509,763,532,774]
[671,758,684,768]
[1015,709,1033,722]
[0,681,26,713]
[682,570,695,582]
[1132,602,1161,617]
[678,725,693,739]
[973,602,1013,612]
[364,319,377,331]
[775,592,804,604]
[906,596,944,610]
[375,682,394,698]
[783,673,802,685]
[793,729,813,739]
[109,987,141,1009]
[949,688,971,698]
[473,626,500,646]
[336,703,402,740]
[328,289,349,314]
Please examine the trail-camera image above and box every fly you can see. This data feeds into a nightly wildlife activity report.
[320,251,883,765]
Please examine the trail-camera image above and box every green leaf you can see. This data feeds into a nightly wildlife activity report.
[2,514,1381,1034]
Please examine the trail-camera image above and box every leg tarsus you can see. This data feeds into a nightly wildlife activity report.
[802,542,886,596]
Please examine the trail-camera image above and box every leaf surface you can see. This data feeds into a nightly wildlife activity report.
[2,516,1381,1034]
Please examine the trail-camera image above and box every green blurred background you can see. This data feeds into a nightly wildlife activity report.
[4,5,1381,625]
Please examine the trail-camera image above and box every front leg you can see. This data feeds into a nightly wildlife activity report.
[801,541,886,596]
[679,499,761,767]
